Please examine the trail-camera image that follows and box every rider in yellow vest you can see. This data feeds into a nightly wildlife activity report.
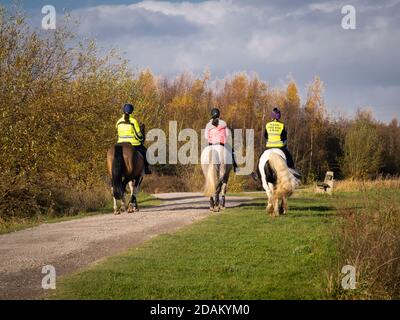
[265,107,295,169]
[116,104,151,174]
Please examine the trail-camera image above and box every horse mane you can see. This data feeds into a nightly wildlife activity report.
[268,153,300,198]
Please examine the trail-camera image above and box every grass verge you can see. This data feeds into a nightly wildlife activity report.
[51,194,337,300]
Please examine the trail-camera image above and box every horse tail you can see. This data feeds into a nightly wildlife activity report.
[269,153,299,198]
[112,145,125,200]
[204,163,217,197]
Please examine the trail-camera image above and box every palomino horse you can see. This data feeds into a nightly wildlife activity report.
[106,142,145,215]
[201,145,233,212]
[258,149,300,217]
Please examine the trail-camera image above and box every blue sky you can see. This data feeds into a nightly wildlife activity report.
[2,0,399,122]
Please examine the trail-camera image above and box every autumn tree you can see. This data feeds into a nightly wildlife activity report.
[0,7,132,220]
[342,110,383,179]
[304,76,327,180]
[283,80,302,165]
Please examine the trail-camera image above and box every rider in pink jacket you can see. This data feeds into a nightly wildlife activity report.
[204,108,238,172]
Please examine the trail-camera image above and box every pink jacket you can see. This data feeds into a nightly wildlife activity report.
[205,119,230,145]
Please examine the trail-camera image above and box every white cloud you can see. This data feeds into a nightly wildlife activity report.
[132,0,235,25]
[308,2,341,13]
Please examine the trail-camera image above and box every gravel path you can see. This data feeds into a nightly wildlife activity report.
[0,193,251,300]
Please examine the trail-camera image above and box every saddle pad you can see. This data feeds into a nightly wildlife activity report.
[259,148,286,166]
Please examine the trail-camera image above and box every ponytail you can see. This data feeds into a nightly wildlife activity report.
[212,118,219,127]
[124,113,130,122]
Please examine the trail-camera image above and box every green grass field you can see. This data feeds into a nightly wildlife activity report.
[51,192,339,300]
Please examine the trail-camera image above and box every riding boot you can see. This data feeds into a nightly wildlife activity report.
[231,149,238,173]
[232,156,238,173]
[144,160,152,175]
[283,147,295,169]
[136,144,152,174]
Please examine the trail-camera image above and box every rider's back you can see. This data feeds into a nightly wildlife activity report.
[205,119,229,145]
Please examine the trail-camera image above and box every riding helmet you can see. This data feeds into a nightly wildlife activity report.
[211,108,220,119]
[271,107,281,120]
[123,103,134,114]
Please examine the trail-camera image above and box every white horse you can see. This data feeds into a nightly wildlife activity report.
[201,145,233,212]
[258,149,300,217]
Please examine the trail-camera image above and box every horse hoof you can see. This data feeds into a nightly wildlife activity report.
[213,206,220,212]
[114,210,121,215]
[128,204,137,213]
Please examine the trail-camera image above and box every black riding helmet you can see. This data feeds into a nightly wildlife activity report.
[123,103,134,114]
[211,108,220,119]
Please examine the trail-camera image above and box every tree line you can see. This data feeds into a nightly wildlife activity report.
[1,7,399,221]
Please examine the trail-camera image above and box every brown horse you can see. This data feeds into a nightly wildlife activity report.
[106,142,145,215]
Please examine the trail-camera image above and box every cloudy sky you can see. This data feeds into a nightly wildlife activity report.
[3,0,400,122]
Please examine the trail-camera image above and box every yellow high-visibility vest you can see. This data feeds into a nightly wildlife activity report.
[266,120,285,148]
[116,115,143,146]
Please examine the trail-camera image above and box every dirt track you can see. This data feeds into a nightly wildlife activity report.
[0,193,251,300]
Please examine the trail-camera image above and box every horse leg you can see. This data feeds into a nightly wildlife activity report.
[130,176,143,212]
[220,195,226,210]
[214,179,224,212]
[129,194,138,213]
[127,181,135,213]
[220,181,227,210]
[280,196,288,215]
[112,188,120,215]
[266,183,274,214]
[260,159,273,214]
[272,195,280,217]
[214,193,220,212]
[133,177,142,212]
[121,193,127,213]
[209,197,215,211]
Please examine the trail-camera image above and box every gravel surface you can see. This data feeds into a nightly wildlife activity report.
[0,193,251,299]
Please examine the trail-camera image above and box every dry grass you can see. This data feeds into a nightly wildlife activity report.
[0,180,111,231]
[334,177,400,192]
[329,188,400,299]
[141,174,189,194]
